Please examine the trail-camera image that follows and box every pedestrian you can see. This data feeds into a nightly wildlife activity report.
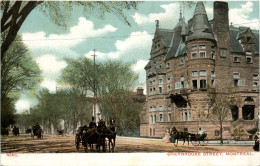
[164,130,170,143]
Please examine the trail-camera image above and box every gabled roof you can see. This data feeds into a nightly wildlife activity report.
[230,26,259,54]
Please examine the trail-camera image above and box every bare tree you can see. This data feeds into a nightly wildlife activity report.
[205,83,239,144]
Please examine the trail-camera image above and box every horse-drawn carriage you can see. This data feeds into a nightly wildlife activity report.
[12,126,19,136]
[31,124,43,139]
[169,127,208,146]
[75,120,116,152]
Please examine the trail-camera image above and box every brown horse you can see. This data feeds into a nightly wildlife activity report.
[170,131,190,146]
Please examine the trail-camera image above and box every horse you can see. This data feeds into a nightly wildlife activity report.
[81,128,105,152]
[32,125,43,139]
[189,132,207,145]
[101,126,116,152]
[170,131,190,146]
[12,127,19,136]
[26,129,32,134]
[57,129,64,136]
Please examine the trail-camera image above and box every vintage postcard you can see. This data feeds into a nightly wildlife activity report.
[1,0,259,165]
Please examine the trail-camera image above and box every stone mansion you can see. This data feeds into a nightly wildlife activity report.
[140,1,259,139]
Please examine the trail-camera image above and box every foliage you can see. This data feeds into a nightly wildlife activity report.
[1,98,16,129]
[25,88,93,134]
[1,33,42,100]
[61,58,143,135]
[1,1,140,57]
[1,33,41,129]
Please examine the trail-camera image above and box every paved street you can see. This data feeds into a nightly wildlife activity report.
[1,134,255,153]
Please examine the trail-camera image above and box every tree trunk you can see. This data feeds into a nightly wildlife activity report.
[220,124,223,144]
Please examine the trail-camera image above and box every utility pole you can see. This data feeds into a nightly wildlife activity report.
[91,49,97,122]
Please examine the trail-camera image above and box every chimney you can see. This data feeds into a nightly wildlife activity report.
[137,87,144,95]
[213,1,230,49]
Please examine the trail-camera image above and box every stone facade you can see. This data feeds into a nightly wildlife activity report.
[141,1,259,140]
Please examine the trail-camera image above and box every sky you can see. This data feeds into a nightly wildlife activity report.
[15,1,259,113]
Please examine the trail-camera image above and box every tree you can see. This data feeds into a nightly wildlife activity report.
[1,33,41,101]
[1,1,140,58]
[205,83,239,144]
[1,33,41,128]
[60,58,143,135]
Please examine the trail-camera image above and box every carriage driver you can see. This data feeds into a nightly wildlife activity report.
[198,127,206,135]
[170,126,178,143]
[89,117,97,128]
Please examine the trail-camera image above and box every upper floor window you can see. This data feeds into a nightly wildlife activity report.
[199,51,206,58]
[168,105,171,110]
[168,85,171,91]
[192,45,197,50]
[200,79,207,89]
[159,106,163,111]
[211,71,215,77]
[159,79,163,84]
[246,56,252,63]
[220,48,227,57]
[253,74,258,80]
[233,56,240,63]
[192,71,198,77]
[175,82,182,89]
[199,45,206,49]
[233,73,240,79]
[211,46,215,59]
[167,76,171,82]
[153,80,156,85]
[166,62,170,68]
[192,52,198,59]
[200,70,207,76]
[179,57,184,65]
[159,87,162,93]
[150,81,152,85]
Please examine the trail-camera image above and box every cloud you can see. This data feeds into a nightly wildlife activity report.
[229,2,259,30]
[36,55,67,74]
[15,100,31,112]
[35,55,67,92]
[132,60,149,72]
[85,31,153,60]
[132,3,179,29]
[22,17,118,52]
[40,79,57,93]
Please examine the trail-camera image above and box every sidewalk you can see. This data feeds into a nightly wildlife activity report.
[117,136,255,146]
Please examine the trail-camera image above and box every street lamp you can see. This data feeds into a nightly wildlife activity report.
[91,49,97,122]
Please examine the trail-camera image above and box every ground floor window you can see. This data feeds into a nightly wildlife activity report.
[153,128,155,136]
[159,114,163,122]
[242,105,254,120]
[231,105,238,121]
[168,113,171,122]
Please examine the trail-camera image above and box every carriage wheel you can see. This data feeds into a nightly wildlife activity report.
[200,137,208,146]
[191,138,200,146]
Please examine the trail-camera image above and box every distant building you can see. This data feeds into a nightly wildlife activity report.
[140,1,259,139]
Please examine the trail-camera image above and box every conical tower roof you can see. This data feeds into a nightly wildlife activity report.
[187,2,215,41]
